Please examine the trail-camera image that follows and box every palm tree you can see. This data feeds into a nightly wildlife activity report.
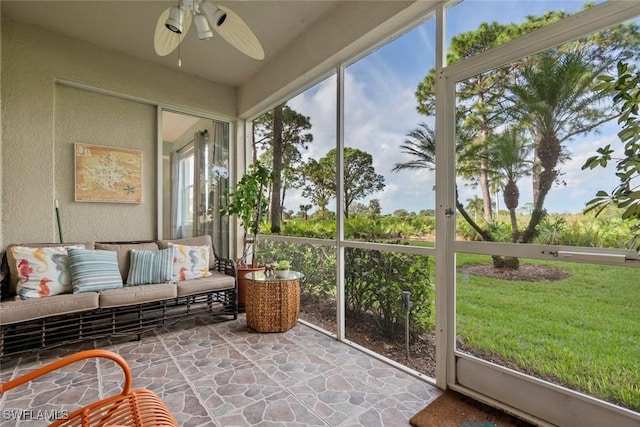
[485,128,533,243]
[393,122,494,241]
[299,204,312,220]
[465,196,484,222]
[392,123,436,172]
[504,49,617,243]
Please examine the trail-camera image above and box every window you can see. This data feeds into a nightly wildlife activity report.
[177,144,195,236]
[161,111,230,257]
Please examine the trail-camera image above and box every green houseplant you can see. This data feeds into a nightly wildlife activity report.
[220,161,274,267]
[220,161,273,309]
[274,260,291,270]
[274,260,291,278]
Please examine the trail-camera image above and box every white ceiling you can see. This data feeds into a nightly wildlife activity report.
[162,111,203,142]
[1,1,341,88]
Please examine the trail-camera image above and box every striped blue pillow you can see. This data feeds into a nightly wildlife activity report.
[126,247,174,285]
[68,248,123,293]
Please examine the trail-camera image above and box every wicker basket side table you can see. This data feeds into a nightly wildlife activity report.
[245,271,303,333]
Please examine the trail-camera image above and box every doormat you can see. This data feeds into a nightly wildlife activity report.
[409,390,535,427]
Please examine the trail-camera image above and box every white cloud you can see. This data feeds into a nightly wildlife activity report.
[284,59,437,214]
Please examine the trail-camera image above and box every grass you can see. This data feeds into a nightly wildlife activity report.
[455,253,640,411]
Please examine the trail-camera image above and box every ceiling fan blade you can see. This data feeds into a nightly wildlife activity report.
[202,3,264,60]
[154,7,192,56]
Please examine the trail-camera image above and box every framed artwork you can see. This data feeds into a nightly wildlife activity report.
[75,143,143,203]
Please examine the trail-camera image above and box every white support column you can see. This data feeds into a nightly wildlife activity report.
[434,1,457,390]
[156,106,164,239]
[336,64,346,341]
[231,118,248,263]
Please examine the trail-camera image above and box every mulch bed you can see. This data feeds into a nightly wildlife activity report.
[300,263,570,378]
[457,264,571,281]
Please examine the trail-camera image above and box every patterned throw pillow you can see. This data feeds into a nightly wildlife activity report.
[10,246,83,299]
[168,244,211,282]
[68,248,123,293]
[127,247,174,285]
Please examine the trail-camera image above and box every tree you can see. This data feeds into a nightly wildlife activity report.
[519,202,534,216]
[393,121,489,240]
[253,104,313,229]
[583,61,640,251]
[368,199,382,215]
[302,148,385,218]
[416,13,570,222]
[351,202,369,215]
[504,49,618,244]
[466,196,484,222]
[270,104,284,232]
[414,8,640,267]
[342,148,386,218]
[393,123,436,170]
[485,128,533,244]
[298,204,313,220]
[302,157,334,219]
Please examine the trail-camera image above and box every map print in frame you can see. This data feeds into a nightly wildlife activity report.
[75,143,142,203]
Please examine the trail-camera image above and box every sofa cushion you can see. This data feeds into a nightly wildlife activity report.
[10,245,82,299]
[158,235,216,270]
[98,283,177,308]
[168,243,212,282]
[5,242,95,298]
[0,292,99,325]
[176,271,235,297]
[95,242,159,282]
[127,247,174,286]
[69,248,123,293]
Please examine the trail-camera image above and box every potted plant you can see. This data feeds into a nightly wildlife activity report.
[220,161,273,310]
[274,260,292,278]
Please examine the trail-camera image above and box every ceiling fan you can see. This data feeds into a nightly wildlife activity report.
[154,0,264,61]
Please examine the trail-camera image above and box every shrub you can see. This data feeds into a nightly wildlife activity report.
[486,219,511,242]
[257,238,433,337]
[257,240,336,303]
[345,246,433,337]
[536,216,566,245]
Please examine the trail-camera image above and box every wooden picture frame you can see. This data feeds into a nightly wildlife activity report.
[75,143,142,203]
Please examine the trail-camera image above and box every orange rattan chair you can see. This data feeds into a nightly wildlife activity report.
[0,349,179,427]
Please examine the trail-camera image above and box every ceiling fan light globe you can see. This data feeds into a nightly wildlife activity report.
[165,6,184,34]
[194,14,213,40]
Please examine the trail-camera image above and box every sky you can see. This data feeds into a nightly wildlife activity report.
[278,0,629,216]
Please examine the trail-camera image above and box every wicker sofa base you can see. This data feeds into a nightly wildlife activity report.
[0,288,236,359]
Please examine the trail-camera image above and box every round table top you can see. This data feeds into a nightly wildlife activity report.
[244,271,304,282]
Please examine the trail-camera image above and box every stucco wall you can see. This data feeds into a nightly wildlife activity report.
[54,86,157,242]
[1,16,236,247]
[0,11,3,249]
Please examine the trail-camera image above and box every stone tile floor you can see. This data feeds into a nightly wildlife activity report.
[0,315,441,426]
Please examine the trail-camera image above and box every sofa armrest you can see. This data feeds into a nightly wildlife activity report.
[213,256,236,279]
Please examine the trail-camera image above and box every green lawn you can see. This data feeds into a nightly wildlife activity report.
[455,253,640,411]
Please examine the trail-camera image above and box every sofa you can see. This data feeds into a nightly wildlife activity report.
[0,235,237,359]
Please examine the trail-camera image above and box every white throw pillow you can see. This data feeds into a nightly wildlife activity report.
[168,243,211,281]
[11,245,83,299]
